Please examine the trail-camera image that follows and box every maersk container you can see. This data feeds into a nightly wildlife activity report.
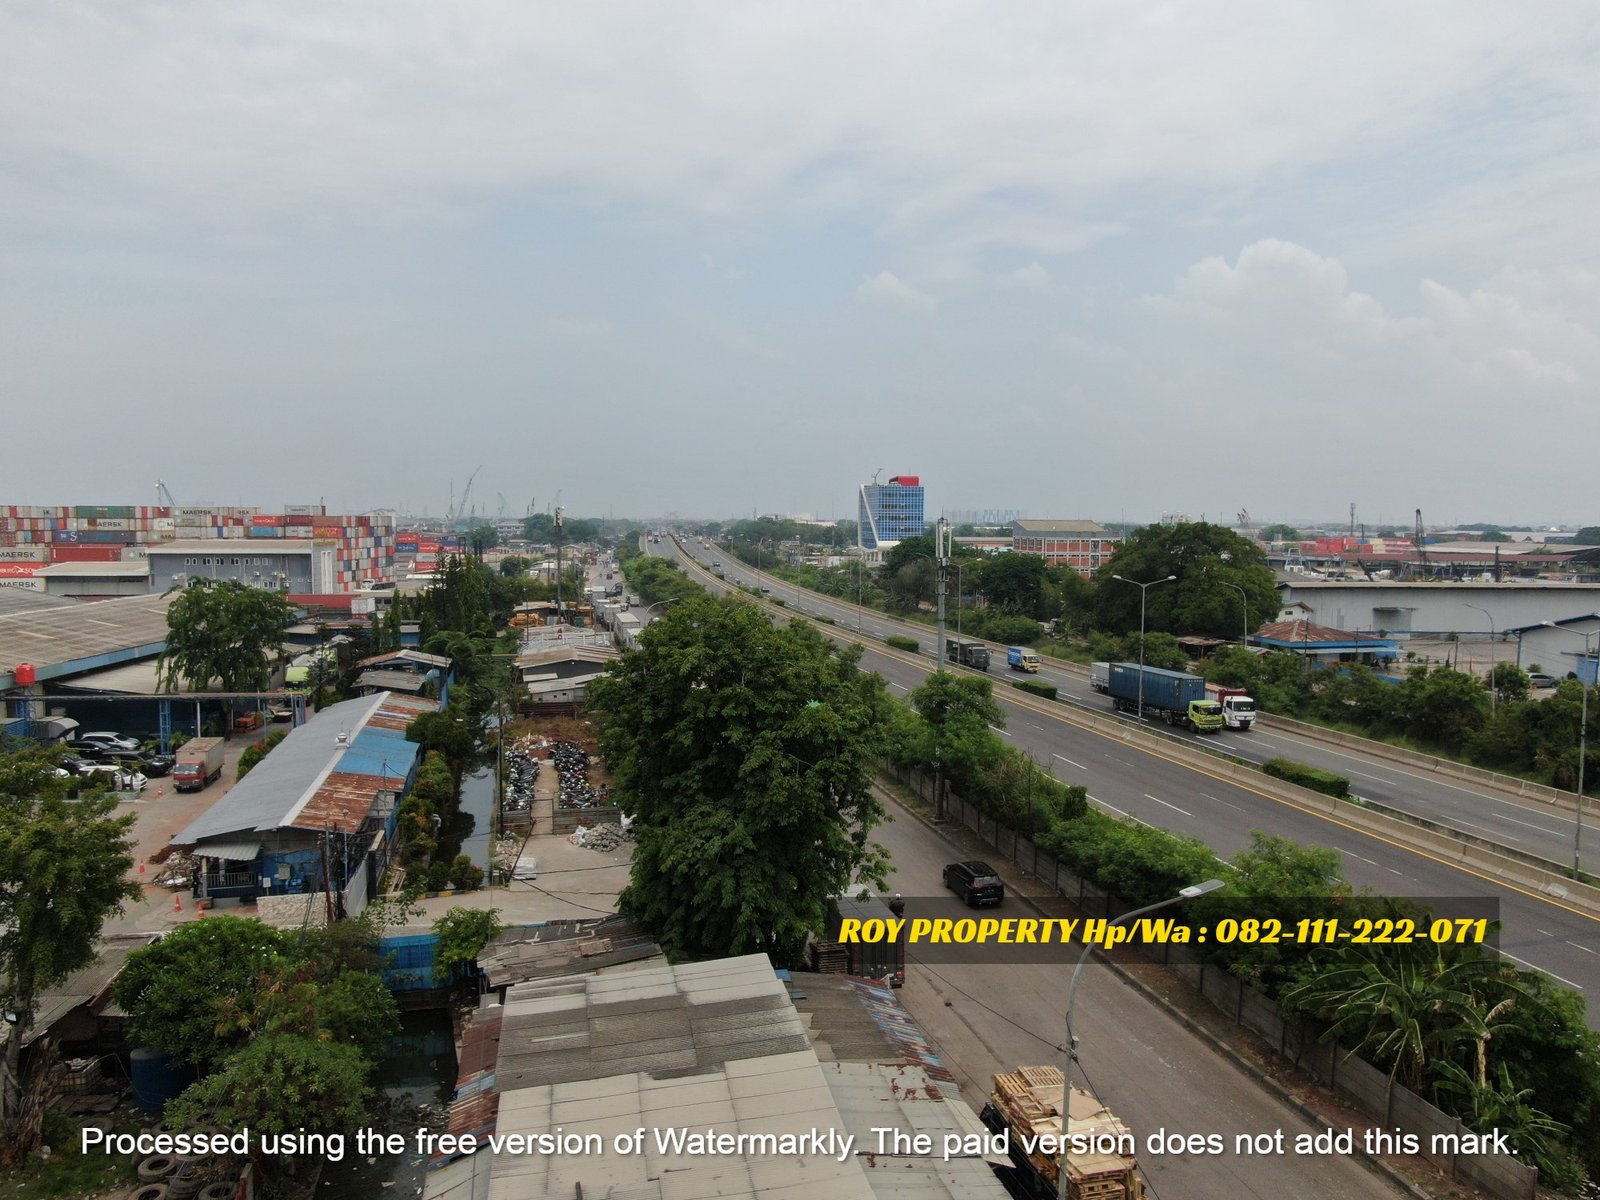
[1107,663,1206,714]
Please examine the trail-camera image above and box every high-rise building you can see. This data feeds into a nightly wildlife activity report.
[858,475,925,561]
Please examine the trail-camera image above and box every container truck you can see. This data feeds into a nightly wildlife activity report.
[1106,663,1223,732]
[1214,687,1257,730]
[172,736,225,791]
[980,1065,1146,1200]
[1090,662,1110,693]
[946,639,990,671]
[1007,646,1042,673]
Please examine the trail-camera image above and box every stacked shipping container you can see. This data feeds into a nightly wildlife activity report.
[0,504,394,592]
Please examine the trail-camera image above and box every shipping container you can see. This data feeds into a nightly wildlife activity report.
[0,546,48,561]
[251,514,285,527]
[0,563,41,577]
[283,504,325,517]
[247,526,285,538]
[51,545,123,562]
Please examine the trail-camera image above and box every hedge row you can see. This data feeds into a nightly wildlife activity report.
[1012,679,1058,700]
[1263,757,1350,799]
[887,635,919,653]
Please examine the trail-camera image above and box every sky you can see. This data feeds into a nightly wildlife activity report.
[3,2,1598,529]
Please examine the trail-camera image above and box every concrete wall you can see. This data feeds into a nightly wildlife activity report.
[147,549,316,593]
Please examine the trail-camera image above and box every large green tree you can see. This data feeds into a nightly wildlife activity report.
[157,578,300,692]
[976,552,1050,617]
[588,595,892,963]
[0,750,140,1157]
[167,1033,374,1144]
[1091,521,1277,640]
[906,672,1006,800]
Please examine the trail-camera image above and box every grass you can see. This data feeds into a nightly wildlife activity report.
[2,1108,143,1200]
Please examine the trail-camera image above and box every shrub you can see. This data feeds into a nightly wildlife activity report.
[887,635,919,652]
[449,855,485,891]
[1012,679,1058,700]
[815,615,836,625]
[1262,757,1350,799]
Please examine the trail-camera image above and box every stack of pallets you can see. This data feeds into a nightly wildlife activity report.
[989,1065,1146,1200]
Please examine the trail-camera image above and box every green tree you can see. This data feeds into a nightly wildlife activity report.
[977,552,1050,616]
[499,554,531,577]
[1489,663,1531,705]
[1397,666,1489,751]
[589,595,892,963]
[906,672,1006,800]
[0,750,140,1156]
[157,578,299,693]
[236,729,288,780]
[112,916,297,1070]
[1092,522,1277,640]
[466,524,498,556]
[433,906,504,981]
[881,535,936,576]
[167,1033,375,1146]
[1259,524,1302,542]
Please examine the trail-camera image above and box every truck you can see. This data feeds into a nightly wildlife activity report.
[1214,687,1257,731]
[172,736,225,791]
[1007,646,1042,673]
[980,1065,1146,1200]
[945,638,990,671]
[1106,663,1223,732]
[1090,662,1111,693]
[822,892,906,987]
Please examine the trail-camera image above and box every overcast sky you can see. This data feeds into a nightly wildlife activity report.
[3,3,1597,528]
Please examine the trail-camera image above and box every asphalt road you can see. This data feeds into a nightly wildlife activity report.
[872,790,1405,1200]
[660,538,1600,1017]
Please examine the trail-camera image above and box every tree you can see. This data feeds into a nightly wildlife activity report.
[1259,524,1302,542]
[433,907,503,981]
[112,916,298,1070]
[589,595,892,963]
[157,578,299,693]
[167,1033,374,1146]
[1092,522,1277,641]
[0,750,140,1156]
[236,729,288,780]
[499,554,531,577]
[881,535,936,576]
[1490,663,1531,705]
[1397,666,1489,752]
[977,552,1050,616]
[906,672,1005,800]
[466,524,498,556]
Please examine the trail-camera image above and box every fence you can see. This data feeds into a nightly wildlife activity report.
[885,764,1539,1200]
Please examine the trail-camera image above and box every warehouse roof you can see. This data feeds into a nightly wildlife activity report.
[0,591,178,690]
[1010,519,1108,535]
[33,561,153,578]
[0,589,75,617]
[147,539,322,555]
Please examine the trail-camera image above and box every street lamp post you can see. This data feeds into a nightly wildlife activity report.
[1466,603,1497,715]
[1111,574,1177,721]
[1541,618,1600,877]
[1057,879,1223,1200]
[1221,581,1250,646]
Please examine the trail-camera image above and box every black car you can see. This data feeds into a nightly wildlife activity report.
[943,860,1005,907]
[105,748,175,777]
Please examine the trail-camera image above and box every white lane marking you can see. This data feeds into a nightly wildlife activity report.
[1335,846,1380,867]
[1054,754,1087,770]
[1145,793,1191,817]
[1495,949,1584,990]
[988,724,1014,739]
[889,683,908,692]
[1386,868,1405,876]
[1198,791,1247,813]
[1568,941,1598,956]
[1452,817,1519,842]
[1106,755,1135,767]
[1492,811,1562,834]
[1537,928,1555,937]
[1347,768,1401,785]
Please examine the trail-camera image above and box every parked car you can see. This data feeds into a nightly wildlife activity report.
[73,731,141,752]
[1528,672,1558,690]
[56,761,147,791]
[105,748,175,777]
[942,860,1005,907]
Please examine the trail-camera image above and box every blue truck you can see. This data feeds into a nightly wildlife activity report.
[1106,663,1223,732]
[1007,646,1042,672]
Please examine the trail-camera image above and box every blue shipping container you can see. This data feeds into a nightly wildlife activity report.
[1107,663,1206,713]
[247,526,285,538]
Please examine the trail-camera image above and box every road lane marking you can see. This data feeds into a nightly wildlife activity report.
[989,724,1014,738]
[1492,812,1562,834]
[1496,949,1584,989]
[1145,794,1191,817]
[1198,791,1247,813]
[1452,817,1519,842]
[1054,754,1087,770]
[1335,846,1381,867]
[1347,768,1401,785]
[1569,941,1598,955]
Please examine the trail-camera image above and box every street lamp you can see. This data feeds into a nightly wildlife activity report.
[1221,581,1250,647]
[1057,879,1223,1200]
[1465,604,1497,715]
[1541,618,1600,877]
[1111,574,1176,721]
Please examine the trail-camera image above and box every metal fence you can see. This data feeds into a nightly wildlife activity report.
[885,764,1538,1200]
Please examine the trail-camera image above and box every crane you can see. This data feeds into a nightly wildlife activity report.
[447,465,482,524]
[156,480,179,509]
[1414,508,1429,577]
[497,493,509,519]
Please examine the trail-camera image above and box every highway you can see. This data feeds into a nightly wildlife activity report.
[657,538,1600,1018]
[682,539,1588,871]
[874,791,1402,1200]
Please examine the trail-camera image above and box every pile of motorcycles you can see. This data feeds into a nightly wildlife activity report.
[503,739,541,814]
[552,739,605,809]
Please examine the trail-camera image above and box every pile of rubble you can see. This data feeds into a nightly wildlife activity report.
[569,821,634,852]
[152,850,194,890]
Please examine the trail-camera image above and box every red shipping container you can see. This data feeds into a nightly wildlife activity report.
[313,526,343,539]
[0,563,40,577]
[50,545,122,562]
[251,514,285,527]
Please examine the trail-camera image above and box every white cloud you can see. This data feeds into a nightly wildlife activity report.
[1006,262,1050,289]
[856,270,937,314]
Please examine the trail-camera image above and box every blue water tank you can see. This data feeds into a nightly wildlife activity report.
[129,1047,194,1111]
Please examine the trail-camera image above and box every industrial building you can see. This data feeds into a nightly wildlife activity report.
[1009,518,1119,577]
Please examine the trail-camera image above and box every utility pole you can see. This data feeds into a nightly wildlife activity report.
[935,517,951,668]
[554,505,565,622]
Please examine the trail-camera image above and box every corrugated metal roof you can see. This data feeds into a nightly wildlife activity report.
[0,590,178,684]
[1010,519,1107,535]
[356,649,453,669]
[1254,619,1393,646]
[354,668,428,693]
[32,561,152,577]
[175,693,432,843]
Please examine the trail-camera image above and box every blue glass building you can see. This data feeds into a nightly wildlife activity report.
[858,475,925,558]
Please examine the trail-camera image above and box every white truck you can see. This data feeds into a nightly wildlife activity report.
[1214,688,1257,731]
